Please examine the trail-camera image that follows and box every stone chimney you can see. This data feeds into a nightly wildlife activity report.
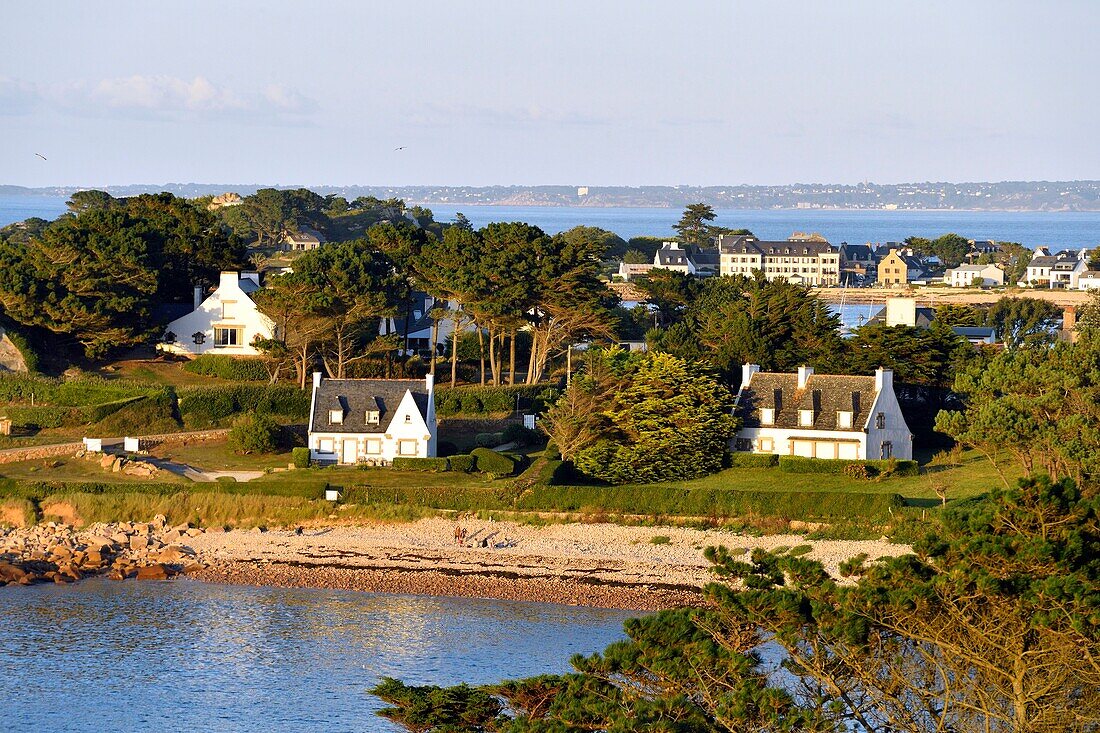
[1062,306,1079,343]
[797,365,814,390]
[741,363,760,390]
[875,367,893,393]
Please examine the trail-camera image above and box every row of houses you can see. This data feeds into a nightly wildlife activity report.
[300,361,915,467]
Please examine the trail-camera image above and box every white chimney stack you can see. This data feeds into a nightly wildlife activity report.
[797,365,814,390]
[424,372,434,392]
[875,367,893,393]
[741,363,760,390]
[312,371,323,389]
[193,286,204,310]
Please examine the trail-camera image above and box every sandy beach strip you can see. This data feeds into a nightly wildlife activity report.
[187,518,910,611]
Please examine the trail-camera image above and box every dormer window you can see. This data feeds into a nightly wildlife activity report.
[799,409,815,427]
[837,410,853,429]
[329,409,343,424]
[759,408,775,425]
[366,410,380,425]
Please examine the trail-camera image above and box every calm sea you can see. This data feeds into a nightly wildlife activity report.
[2,194,1097,251]
[0,579,635,733]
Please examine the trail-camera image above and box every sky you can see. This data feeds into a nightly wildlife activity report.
[1,1,1097,187]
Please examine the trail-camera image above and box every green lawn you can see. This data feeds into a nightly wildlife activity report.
[149,442,294,471]
[0,456,189,483]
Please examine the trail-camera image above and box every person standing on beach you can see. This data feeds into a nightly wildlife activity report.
[454,525,462,545]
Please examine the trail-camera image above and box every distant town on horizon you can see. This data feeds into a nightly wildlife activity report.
[3,180,1100,212]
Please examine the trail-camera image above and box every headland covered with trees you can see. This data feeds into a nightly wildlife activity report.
[0,188,1097,731]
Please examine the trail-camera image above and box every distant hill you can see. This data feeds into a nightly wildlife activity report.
[4,181,1100,211]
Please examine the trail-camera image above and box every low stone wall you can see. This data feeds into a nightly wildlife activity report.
[0,428,230,465]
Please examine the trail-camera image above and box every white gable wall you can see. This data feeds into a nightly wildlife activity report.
[160,271,275,357]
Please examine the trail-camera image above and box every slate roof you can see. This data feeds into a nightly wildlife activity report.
[284,225,325,244]
[736,372,878,431]
[310,378,430,434]
[840,244,876,262]
[718,235,836,257]
[953,326,996,339]
[867,306,936,329]
[1029,256,1060,268]
[655,247,693,266]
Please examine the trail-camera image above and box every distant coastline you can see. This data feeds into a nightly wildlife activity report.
[3,181,1100,212]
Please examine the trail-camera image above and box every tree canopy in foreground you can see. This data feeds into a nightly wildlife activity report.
[372,474,1100,732]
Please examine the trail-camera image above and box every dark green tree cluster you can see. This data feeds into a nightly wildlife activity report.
[0,191,248,358]
[416,222,616,388]
[904,233,972,268]
[543,348,737,484]
[373,474,1100,732]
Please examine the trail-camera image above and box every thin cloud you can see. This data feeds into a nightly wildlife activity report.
[0,74,312,123]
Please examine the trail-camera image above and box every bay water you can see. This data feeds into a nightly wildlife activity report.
[1,194,1097,251]
[0,579,636,732]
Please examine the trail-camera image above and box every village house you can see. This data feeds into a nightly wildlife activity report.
[876,248,927,287]
[1024,248,1087,287]
[282,225,326,252]
[308,372,437,465]
[1077,271,1100,291]
[943,263,1005,288]
[378,292,476,357]
[159,271,275,357]
[615,261,656,281]
[717,234,840,285]
[867,297,997,347]
[732,364,913,461]
[652,242,720,277]
[838,243,879,286]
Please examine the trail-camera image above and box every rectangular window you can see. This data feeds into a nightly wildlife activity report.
[397,440,418,456]
[759,408,775,425]
[365,438,382,454]
[876,412,886,429]
[837,410,853,429]
[221,300,236,319]
[799,409,815,427]
[759,437,774,452]
[213,327,242,347]
[318,438,334,453]
[329,409,343,424]
[734,438,752,452]
[404,414,412,423]
[881,441,893,459]
[366,410,380,425]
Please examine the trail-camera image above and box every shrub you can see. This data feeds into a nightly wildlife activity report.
[459,394,483,413]
[544,441,561,461]
[839,553,870,577]
[502,424,542,447]
[435,384,557,417]
[448,455,477,473]
[392,457,450,472]
[291,447,311,468]
[729,453,779,468]
[182,355,269,381]
[227,414,281,454]
[475,432,504,448]
[778,457,918,478]
[843,463,872,480]
[437,392,462,415]
[471,447,517,477]
[178,384,309,427]
[650,535,671,545]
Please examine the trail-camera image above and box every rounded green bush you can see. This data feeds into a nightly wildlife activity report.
[227,414,281,454]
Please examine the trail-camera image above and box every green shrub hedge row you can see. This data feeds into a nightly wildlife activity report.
[391,457,451,472]
[0,478,329,501]
[0,374,163,407]
[729,453,780,468]
[434,384,560,416]
[514,484,906,520]
[470,447,517,477]
[177,384,310,427]
[448,455,476,473]
[291,447,311,468]
[340,484,520,512]
[4,395,150,429]
[182,355,270,381]
[778,457,919,477]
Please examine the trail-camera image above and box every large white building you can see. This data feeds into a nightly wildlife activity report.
[717,235,840,285]
[731,364,913,461]
[160,271,275,357]
[307,373,437,465]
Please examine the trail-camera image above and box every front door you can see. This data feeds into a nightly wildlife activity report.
[340,438,358,465]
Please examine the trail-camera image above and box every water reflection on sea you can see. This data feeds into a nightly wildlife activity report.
[0,578,636,733]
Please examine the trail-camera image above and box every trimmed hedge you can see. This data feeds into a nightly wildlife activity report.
[448,455,476,473]
[198,480,328,498]
[729,453,780,468]
[514,484,906,520]
[0,478,329,501]
[475,432,504,448]
[471,447,517,477]
[778,457,919,477]
[340,484,520,512]
[291,447,311,468]
[435,384,560,417]
[178,384,310,427]
[392,457,450,472]
[182,355,269,381]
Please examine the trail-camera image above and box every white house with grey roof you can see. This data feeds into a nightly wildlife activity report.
[159,271,275,357]
[731,364,912,461]
[308,372,437,465]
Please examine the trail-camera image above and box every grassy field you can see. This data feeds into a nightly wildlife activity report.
[96,359,224,387]
[0,455,190,483]
[148,442,294,471]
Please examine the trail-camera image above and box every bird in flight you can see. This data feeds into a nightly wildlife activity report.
[35,153,47,161]
[394,146,406,151]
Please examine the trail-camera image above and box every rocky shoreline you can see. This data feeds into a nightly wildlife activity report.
[193,560,704,611]
[0,515,206,587]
